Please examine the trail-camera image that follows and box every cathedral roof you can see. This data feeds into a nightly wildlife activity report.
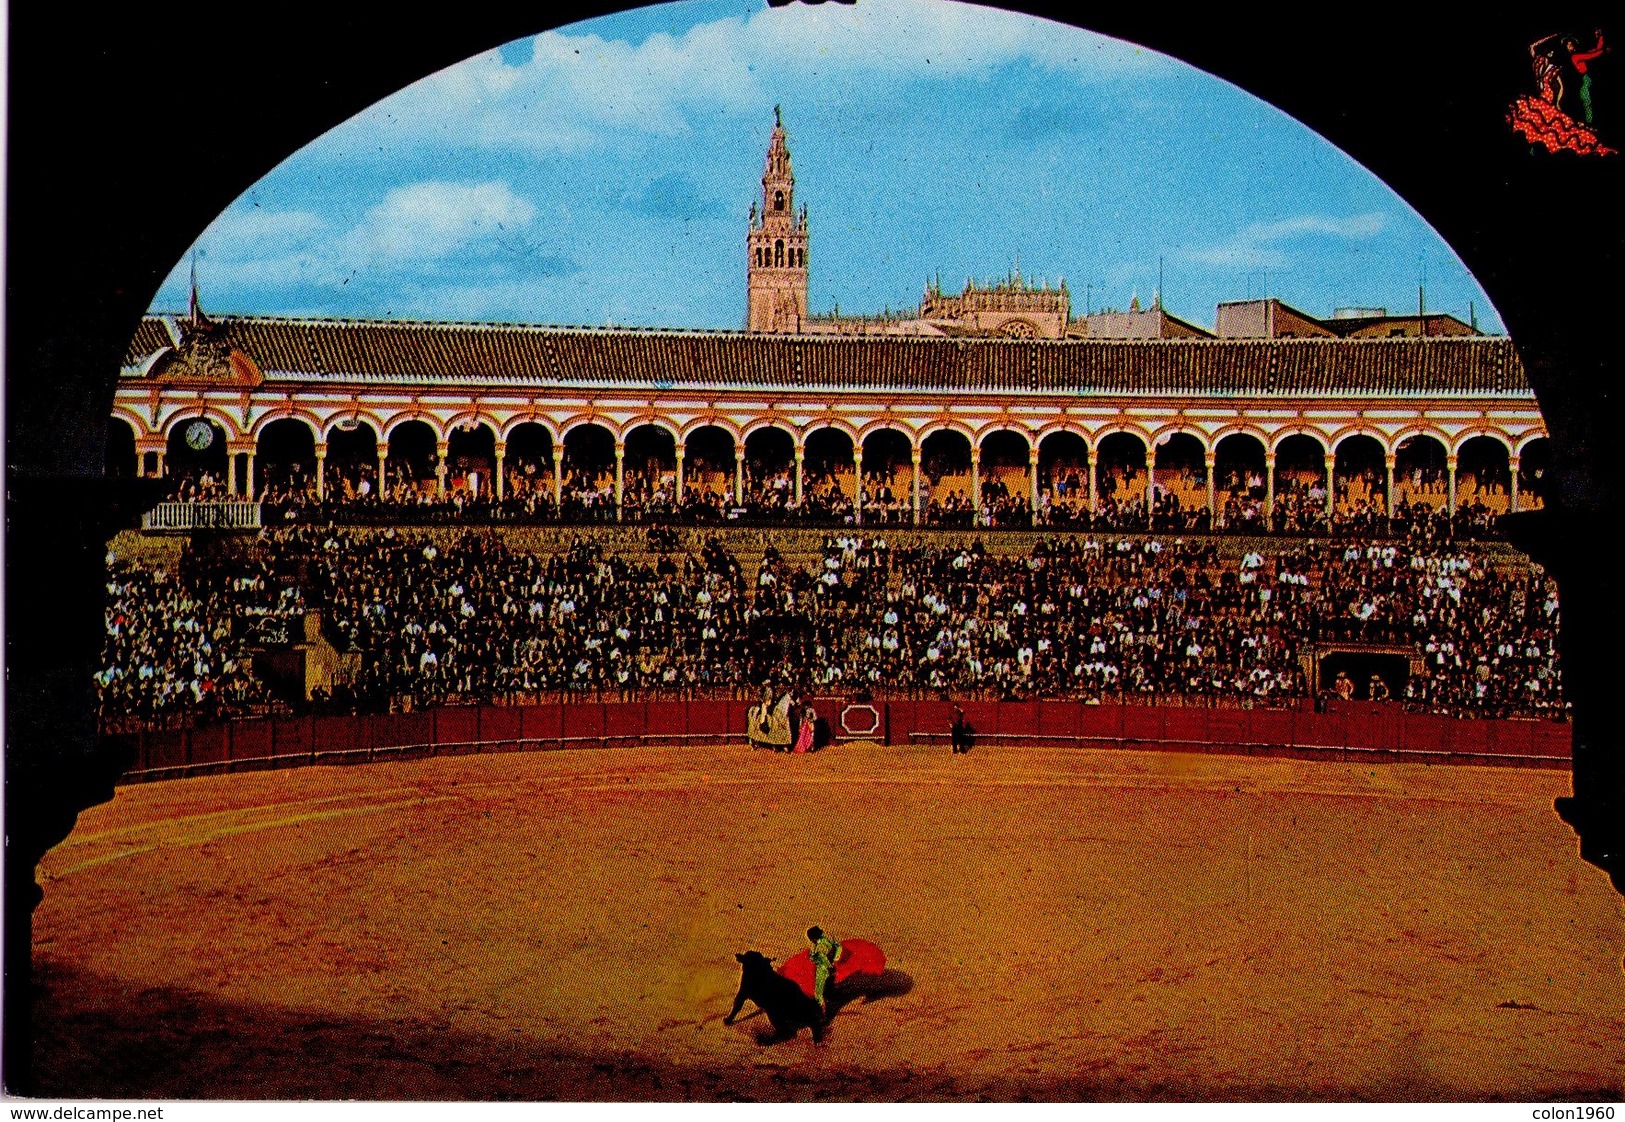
[121,315,1532,399]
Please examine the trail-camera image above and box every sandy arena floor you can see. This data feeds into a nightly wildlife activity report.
[29,742,1625,1100]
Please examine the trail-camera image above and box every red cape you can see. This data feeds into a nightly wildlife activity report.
[777,938,886,999]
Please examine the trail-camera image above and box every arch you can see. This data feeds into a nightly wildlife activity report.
[1515,429,1551,456]
[1267,427,1330,456]
[1087,422,1155,455]
[1387,425,1451,458]
[856,419,920,449]
[1330,426,1391,454]
[1144,423,1213,455]
[163,415,231,485]
[324,413,387,443]
[743,424,795,470]
[500,415,561,443]
[380,411,447,442]
[445,421,498,496]
[803,424,857,464]
[249,409,322,442]
[1037,430,1090,511]
[323,421,382,494]
[1455,433,1513,507]
[1331,432,1388,514]
[162,406,240,441]
[1391,431,1450,509]
[679,416,744,443]
[916,417,978,446]
[385,418,441,485]
[623,422,678,501]
[1448,427,1514,458]
[975,425,1036,454]
[1208,422,1272,449]
[443,409,504,437]
[1153,430,1208,469]
[110,406,152,441]
[1212,431,1269,510]
[920,427,974,457]
[860,426,914,467]
[802,416,860,445]
[740,417,796,443]
[558,414,622,442]
[503,421,557,498]
[256,417,320,494]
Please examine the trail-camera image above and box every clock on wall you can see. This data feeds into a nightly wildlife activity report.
[183,420,215,451]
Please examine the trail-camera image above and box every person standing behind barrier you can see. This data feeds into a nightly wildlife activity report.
[793,703,816,753]
[951,705,974,753]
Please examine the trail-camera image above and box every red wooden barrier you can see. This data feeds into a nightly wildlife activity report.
[434,707,480,747]
[521,704,565,745]
[271,716,314,760]
[230,720,272,762]
[688,700,733,740]
[477,706,523,748]
[563,704,607,742]
[113,695,1572,782]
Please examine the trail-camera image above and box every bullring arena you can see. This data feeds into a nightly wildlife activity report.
[40,109,1618,1099]
[32,732,1625,1100]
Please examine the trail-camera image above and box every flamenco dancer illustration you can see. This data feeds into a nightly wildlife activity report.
[1509,28,1616,156]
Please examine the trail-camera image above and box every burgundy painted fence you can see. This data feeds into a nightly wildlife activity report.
[108,698,1571,783]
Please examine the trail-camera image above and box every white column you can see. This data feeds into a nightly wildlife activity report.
[552,447,563,506]
[1205,451,1217,519]
[1447,455,1458,515]
[226,450,239,496]
[1509,455,1521,514]
[793,447,804,503]
[435,441,449,499]
[615,442,626,522]
[1088,448,1098,515]
[853,452,864,525]
[245,453,256,499]
[1324,450,1335,516]
[1146,445,1155,529]
[154,449,166,478]
[1384,454,1397,519]
[494,444,506,501]
[1029,448,1040,527]
[377,449,388,494]
[735,449,746,506]
[1264,452,1277,517]
[971,449,982,520]
[675,447,686,498]
[314,445,327,500]
[912,448,922,525]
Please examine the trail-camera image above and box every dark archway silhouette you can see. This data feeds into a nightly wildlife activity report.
[8,4,1623,1096]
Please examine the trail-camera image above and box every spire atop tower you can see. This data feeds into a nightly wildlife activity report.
[746,105,809,332]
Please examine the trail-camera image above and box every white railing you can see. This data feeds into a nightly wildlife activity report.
[142,501,262,532]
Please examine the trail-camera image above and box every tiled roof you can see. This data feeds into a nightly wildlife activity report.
[122,317,175,366]
[125,315,1534,398]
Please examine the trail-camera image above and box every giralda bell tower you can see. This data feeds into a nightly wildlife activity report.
[746,106,809,333]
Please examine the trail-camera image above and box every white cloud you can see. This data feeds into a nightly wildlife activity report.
[185,181,540,293]
[1179,212,1388,269]
[346,181,537,262]
[197,206,330,261]
[343,0,1177,153]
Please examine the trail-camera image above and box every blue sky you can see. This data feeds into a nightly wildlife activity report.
[149,0,1504,333]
